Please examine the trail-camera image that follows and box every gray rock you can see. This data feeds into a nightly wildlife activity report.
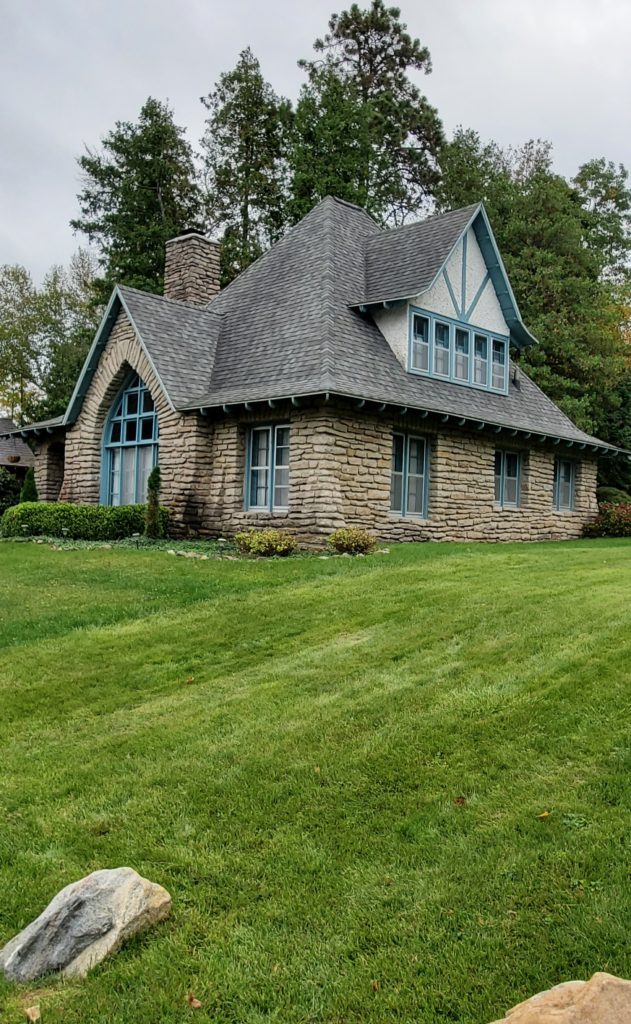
[0,867,171,982]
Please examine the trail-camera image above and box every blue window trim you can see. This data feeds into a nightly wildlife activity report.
[100,373,159,505]
[245,423,290,512]
[553,457,576,511]
[390,433,430,518]
[408,305,509,395]
[494,450,521,509]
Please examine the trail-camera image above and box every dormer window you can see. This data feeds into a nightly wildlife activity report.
[408,306,509,394]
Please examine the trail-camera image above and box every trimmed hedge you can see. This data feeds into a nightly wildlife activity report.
[328,526,377,554]
[596,485,631,505]
[0,501,170,540]
[584,502,631,538]
[234,528,298,556]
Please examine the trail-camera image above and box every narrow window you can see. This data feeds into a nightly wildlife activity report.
[411,314,430,372]
[390,433,428,517]
[247,425,290,511]
[434,321,450,376]
[103,374,158,506]
[454,328,470,381]
[474,334,488,386]
[492,339,507,390]
[494,450,520,508]
[553,458,575,511]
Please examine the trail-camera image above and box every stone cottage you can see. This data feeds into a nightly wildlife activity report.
[1,197,622,544]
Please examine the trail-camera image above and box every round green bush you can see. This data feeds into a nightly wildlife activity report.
[584,502,631,538]
[596,486,631,506]
[234,528,297,557]
[327,527,377,554]
[0,501,170,540]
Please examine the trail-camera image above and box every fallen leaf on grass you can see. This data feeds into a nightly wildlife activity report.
[272,963,281,974]
[537,811,552,819]
[185,676,195,685]
[187,994,202,1009]
[371,980,381,992]
[454,795,467,806]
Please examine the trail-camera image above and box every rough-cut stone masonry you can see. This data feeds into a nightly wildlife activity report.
[48,311,598,544]
[164,234,221,306]
[33,437,65,501]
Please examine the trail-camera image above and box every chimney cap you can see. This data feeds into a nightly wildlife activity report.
[166,228,213,245]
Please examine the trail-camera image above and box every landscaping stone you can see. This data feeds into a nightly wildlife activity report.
[0,867,171,983]
[490,972,631,1023]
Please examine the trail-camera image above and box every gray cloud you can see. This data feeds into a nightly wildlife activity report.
[1,0,630,280]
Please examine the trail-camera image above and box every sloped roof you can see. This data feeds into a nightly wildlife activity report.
[7,196,618,452]
[0,418,35,465]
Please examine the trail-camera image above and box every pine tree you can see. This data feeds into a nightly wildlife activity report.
[201,49,292,284]
[144,465,163,539]
[72,98,203,300]
[290,0,444,225]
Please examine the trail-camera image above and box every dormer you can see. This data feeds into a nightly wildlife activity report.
[352,203,537,396]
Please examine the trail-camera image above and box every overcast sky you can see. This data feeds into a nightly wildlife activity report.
[1,0,630,281]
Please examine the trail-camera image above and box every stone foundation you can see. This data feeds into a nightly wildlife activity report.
[46,310,599,545]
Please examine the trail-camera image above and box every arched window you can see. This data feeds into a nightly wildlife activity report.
[102,374,159,505]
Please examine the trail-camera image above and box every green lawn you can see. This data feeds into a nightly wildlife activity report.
[1,539,630,1024]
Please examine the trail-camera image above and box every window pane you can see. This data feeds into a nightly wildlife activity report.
[110,421,121,443]
[125,419,137,443]
[557,460,574,509]
[504,475,518,506]
[455,329,470,381]
[474,335,488,386]
[142,391,154,413]
[494,450,502,503]
[390,435,404,512]
[434,322,450,376]
[251,429,270,469]
[407,471,424,515]
[121,448,136,505]
[492,340,506,389]
[126,391,139,415]
[137,445,155,503]
[140,417,154,441]
[412,315,430,372]
[110,449,121,506]
[392,434,404,474]
[274,468,289,509]
[408,437,425,477]
[250,468,269,507]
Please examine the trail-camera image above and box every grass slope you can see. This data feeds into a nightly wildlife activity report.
[0,540,630,1023]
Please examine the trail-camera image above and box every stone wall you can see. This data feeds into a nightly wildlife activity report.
[33,436,65,501]
[164,234,221,306]
[49,315,599,544]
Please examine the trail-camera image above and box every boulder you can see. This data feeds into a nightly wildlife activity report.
[491,972,631,1023]
[0,867,171,982]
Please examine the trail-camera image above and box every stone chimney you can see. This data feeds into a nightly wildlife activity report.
[164,231,221,305]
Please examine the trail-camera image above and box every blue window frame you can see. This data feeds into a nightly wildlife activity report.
[102,374,158,505]
[391,433,429,517]
[494,450,521,508]
[246,425,290,511]
[408,306,509,394]
[553,458,576,511]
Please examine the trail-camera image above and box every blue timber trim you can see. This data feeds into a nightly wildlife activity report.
[408,304,509,395]
[460,232,467,318]
[464,270,491,323]
[442,268,460,318]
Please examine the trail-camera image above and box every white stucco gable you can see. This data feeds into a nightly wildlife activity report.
[373,227,510,369]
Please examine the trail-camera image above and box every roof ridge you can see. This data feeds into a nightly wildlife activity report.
[118,283,224,318]
[374,202,482,240]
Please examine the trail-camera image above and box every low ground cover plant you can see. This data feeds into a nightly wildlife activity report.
[584,501,631,537]
[328,526,377,554]
[234,527,297,556]
[0,501,169,540]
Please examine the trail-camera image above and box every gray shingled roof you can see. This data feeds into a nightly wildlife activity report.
[0,418,35,464]
[20,195,617,452]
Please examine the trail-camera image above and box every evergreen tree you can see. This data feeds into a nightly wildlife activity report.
[201,49,292,284]
[144,465,163,539]
[290,0,444,224]
[19,466,38,503]
[72,98,203,300]
[0,468,21,516]
[437,131,628,436]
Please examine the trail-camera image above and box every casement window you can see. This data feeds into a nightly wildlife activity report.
[553,458,576,511]
[411,314,430,371]
[246,425,290,511]
[494,450,521,508]
[433,321,451,377]
[102,374,158,505]
[408,307,508,394]
[390,433,429,517]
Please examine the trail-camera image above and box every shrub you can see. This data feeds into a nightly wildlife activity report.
[328,526,377,554]
[584,503,631,538]
[234,527,297,557]
[596,485,631,505]
[0,468,21,517]
[19,467,38,503]
[145,466,163,539]
[0,501,170,540]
